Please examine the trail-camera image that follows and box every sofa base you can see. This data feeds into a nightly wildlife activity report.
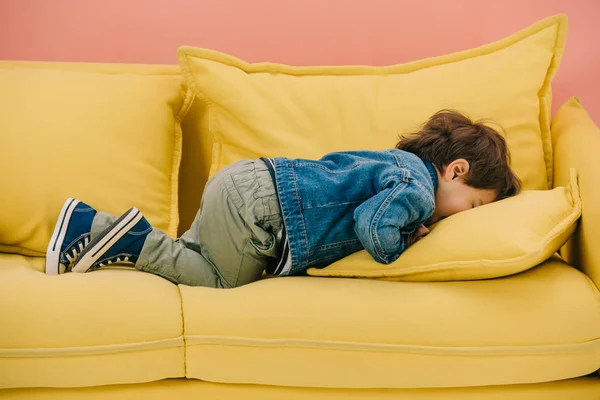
[2,375,599,399]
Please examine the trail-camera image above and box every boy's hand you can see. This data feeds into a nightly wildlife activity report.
[406,224,430,246]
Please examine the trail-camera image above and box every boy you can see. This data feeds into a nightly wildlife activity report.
[45,110,521,287]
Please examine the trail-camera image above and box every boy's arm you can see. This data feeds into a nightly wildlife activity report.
[353,182,434,264]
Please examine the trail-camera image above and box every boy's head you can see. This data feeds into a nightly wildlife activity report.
[396,110,521,224]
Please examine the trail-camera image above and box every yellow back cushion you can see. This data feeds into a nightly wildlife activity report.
[179,100,215,235]
[308,169,581,281]
[0,61,188,256]
[178,14,567,190]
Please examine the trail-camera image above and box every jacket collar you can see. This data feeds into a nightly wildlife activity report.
[423,160,439,193]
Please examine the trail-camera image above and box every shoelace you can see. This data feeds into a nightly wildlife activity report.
[98,256,130,268]
[65,236,90,267]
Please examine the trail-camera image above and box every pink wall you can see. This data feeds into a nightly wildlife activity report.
[1,0,599,122]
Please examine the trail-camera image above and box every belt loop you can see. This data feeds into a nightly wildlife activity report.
[402,168,411,183]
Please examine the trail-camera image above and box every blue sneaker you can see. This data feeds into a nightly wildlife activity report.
[71,207,151,273]
[46,198,97,275]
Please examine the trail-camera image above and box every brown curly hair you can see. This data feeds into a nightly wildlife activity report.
[396,110,521,200]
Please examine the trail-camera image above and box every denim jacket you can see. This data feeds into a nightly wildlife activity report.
[263,149,438,276]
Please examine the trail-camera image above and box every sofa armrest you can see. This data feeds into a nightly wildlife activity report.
[552,97,600,289]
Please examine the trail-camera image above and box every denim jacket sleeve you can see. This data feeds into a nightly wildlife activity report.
[353,180,434,264]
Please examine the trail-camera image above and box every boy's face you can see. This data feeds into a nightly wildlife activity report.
[427,159,497,225]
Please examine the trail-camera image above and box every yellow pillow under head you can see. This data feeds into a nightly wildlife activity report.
[178,14,567,191]
[307,169,581,281]
[0,62,189,256]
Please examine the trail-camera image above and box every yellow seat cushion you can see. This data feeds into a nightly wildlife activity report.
[180,256,600,388]
[2,377,600,399]
[0,254,184,389]
[308,169,581,281]
[178,14,567,191]
[0,61,189,256]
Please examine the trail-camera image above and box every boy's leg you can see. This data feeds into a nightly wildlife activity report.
[136,160,281,288]
[86,160,281,288]
[90,210,224,287]
[90,212,117,234]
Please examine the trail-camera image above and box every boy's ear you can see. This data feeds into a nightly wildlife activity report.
[448,159,470,180]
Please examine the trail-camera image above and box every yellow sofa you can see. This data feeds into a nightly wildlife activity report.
[0,61,598,400]
[1,18,600,400]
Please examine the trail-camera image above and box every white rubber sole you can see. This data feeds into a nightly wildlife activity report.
[72,207,143,273]
[45,198,80,275]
